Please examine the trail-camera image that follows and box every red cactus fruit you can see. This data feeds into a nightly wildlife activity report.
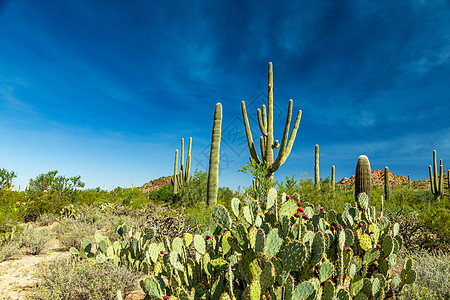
[205,235,211,240]
[337,225,342,230]
[160,251,164,255]
[297,202,302,207]
[337,275,339,278]
[286,195,290,200]
[302,214,309,220]
[347,247,352,252]
[298,207,304,212]
[370,231,374,234]
[376,244,381,249]
[164,296,170,300]
[294,213,300,218]
[131,236,134,239]
[331,226,335,230]
[320,207,325,211]
[359,223,363,227]
[375,257,379,261]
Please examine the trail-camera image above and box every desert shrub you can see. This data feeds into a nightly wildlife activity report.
[54,219,98,250]
[18,226,51,255]
[31,257,138,299]
[400,250,450,300]
[418,204,450,251]
[0,240,20,262]
[36,212,59,226]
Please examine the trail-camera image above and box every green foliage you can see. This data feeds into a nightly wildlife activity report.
[0,189,26,232]
[28,170,85,195]
[238,158,273,199]
[147,183,174,202]
[0,167,17,190]
[275,174,299,196]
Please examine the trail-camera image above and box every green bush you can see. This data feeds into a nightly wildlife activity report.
[30,257,138,299]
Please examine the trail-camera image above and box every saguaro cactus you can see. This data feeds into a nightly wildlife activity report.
[385,166,390,202]
[355,155,372,203]
[207,103,222,206]
[173,150,179,195]
[331,165,335,191]
[314,144,320,187]
[428,150,444,201]
[172,137,192,195]
[241,62,302,180]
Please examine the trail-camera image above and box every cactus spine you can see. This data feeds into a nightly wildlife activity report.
[207,103,222,206]
[428,150,444,201]
[331,165,335,191]
[355,155,372,204]
[315,144,320,187]
[241,62,302,180]
[384,166,390,202]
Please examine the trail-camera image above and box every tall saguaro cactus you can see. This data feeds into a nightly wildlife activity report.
[428,150,444,201]
[385,166,390,202]
[207,103,222,206]
[355,155,372,203]
[241,62,302,180]
[314,144,320,187]
[331,165,335,191]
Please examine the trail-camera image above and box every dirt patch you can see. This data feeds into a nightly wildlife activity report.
[0,235,69,300]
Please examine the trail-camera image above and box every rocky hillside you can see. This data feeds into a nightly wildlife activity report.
[139,175,172,192]
[338,169,410,190]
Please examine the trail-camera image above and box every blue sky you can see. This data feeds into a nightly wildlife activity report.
[0,0,449,191]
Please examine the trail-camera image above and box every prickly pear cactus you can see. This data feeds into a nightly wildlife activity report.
[138,187,415,299]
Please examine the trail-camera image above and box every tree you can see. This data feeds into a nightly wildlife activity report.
[0,168,17,190]
[28,170,85,194]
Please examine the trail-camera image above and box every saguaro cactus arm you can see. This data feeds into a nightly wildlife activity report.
[185,137,192,183]
[271,100,302,173]
[207,103,223,206]
[173,150,179,195]
[257,106,268,137]
[241,101,262,165]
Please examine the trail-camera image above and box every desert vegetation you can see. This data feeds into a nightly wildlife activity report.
[0,63,449,299]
